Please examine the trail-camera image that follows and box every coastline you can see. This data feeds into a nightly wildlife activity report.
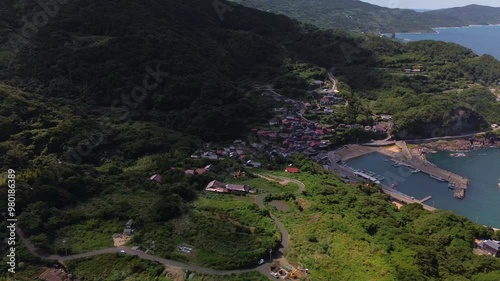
[334,142,500,229]
[416,138,500,152]
[395,23,500,35]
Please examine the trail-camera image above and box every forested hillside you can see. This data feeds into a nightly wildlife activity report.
[1,0,500,279]
[231,0,500,33]
[427,5,500,25]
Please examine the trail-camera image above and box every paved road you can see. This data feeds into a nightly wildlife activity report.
[16,175,306,279]
[254,174,306,254]
[16,227,266,275]
[403,131,491,143]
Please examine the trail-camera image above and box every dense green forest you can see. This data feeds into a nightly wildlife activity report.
[231,0,500,33]
[266,157,500,281]
[0,0,500,280]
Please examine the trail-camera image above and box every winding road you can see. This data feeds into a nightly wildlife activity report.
[16,175,306,279]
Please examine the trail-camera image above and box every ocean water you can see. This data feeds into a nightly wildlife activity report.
[347,148,500,228]
[395,25,500,60]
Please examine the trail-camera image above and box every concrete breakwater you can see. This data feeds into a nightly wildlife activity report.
[335,143,470,199]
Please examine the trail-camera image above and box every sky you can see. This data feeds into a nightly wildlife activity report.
[360,0,500,10]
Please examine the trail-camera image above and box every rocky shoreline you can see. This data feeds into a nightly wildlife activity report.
[418,138,500,152]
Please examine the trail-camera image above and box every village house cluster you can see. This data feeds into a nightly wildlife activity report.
[252,81,394,160]
[190,140,252,161]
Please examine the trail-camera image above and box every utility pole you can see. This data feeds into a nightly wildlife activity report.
[269,248,272,262]
[152,241,156,255]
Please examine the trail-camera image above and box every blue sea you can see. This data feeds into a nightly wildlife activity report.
[347,148,500,228]
[395,25,500,60]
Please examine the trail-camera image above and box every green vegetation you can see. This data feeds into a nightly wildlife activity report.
[231,0,500,33]
[55,219,120,254]
[1,0,500,279]
[189,272,269,281]
[227,176,298,194]
[129,194,279,269]
[0,242,51,281]
[269,156,500,281]
[65,254,165,281]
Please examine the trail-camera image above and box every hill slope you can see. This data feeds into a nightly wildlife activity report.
[425,4,500,25]
[231,0,500,33]
[0,0,500,280]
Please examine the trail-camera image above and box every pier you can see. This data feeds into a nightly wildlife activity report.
[419,196,432,203]
[379,142,469,199]
[334,143,470,199]
[381,186,436,211]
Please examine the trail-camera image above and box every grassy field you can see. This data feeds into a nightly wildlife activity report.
[0,242,54,281]
[255,164,399,280]
[130,193,280,269]
[56,219,121,254]
[65,254,166,281]
[225,176,298,194]
[188,272,269,281]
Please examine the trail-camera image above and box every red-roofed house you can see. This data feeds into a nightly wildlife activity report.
[195,168,207,175]
[285,167,299,173]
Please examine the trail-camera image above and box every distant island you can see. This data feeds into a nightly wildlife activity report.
[231,0,500,33]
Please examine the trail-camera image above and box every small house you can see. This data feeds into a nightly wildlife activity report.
[125,219,133,229]
[380,114,393,121]
[478,240,500,257]
[225,184,250,193]
[150,174,162,183]
[205,180,228,193]
[39,268,69,281]
[206,180,224,189]
[195,168,207,175]
[246,160,262,168]
[201,152,218,160]
[285,167,299,173]
[123,228,134,236]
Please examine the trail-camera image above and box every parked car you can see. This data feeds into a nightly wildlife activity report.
[258,259,265,265]
[270,272,279,279]
[119,250,126,254]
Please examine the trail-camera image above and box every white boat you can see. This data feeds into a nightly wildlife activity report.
[411,169,420,174]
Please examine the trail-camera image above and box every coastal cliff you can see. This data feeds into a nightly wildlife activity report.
[396,108,489,139]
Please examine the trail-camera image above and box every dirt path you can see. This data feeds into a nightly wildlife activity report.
[15,175,307,280]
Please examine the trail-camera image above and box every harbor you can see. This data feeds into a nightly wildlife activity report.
[335,142,469,199]
[334,142,470,199]
[337,146,500,229]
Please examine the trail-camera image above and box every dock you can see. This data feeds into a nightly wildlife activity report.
[378,142,469,199]
[334,143,470,199]
[381,186,436,211]
[419,196,432,203]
